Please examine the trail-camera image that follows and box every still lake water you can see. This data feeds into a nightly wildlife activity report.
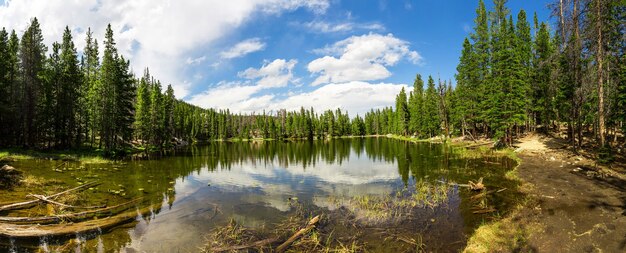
[0,138,519,252]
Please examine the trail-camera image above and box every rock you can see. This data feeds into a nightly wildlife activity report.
[572,167,582,172]
[549,156,556,161]
[0,164,23,189]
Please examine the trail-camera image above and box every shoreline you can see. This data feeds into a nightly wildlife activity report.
[464,134,626,252]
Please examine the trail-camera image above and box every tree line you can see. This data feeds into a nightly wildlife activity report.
[0,19,370,154]
[370,0,625,149]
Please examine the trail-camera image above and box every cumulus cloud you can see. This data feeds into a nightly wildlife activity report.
[0,0,329,98]
[189,58,301,113]
[274,81,411,116]
[239,59,297,88]
[308,33,422,85]
[189,80,410,116]
[220,38,266,59]
[187,81,274,114]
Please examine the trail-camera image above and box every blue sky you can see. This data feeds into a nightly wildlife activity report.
[0,0,552,116]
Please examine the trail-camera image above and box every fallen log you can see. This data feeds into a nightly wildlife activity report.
[209,237,280,252]
[0,198,141,224]
[436,180,470,188]
[276,215,321,253]
[0,181,98,212]
[26,194,106,210]
[0,205,153,238]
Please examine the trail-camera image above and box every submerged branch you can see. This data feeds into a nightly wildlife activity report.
[0,198,141,224]
[26,194,106,210]
[276,215,321,253]
[0,181,99,212]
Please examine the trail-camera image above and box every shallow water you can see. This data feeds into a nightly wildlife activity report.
[0,138,520,252]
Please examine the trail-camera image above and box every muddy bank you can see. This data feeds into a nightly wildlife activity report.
[517,150,626,252]
[466,134,626,252]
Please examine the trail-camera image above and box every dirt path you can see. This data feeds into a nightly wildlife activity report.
[515,134,626,252]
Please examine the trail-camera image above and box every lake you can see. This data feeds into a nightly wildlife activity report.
[0,137,520,252]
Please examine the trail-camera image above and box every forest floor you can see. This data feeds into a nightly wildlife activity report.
[467,133,626,252]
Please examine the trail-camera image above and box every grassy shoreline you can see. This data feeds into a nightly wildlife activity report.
[0,148,116,164]
[386,133,539,252]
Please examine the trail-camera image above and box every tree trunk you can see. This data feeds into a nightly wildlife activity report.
[596,0,606,147]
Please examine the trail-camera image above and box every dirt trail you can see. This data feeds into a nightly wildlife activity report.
[515,134,626,252]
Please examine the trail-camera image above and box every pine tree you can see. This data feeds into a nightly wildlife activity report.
[83,28,100,147]
[0,28,10,145]
[41,43,61,148]
[58,27,82,148]
[408,74,424,136]
[135,69,152,145]
[437,79,451,138]
[150,80,164,145]
[454,38,477,136]
[472,0,490,82]
[532,22,555,127]
[163,84,175,145]
[395,87,409,135]
[99,24,119,151]
[19,18,47,147]
[515,10,533,125]
[423,76,440,137]
[114,56,135,148]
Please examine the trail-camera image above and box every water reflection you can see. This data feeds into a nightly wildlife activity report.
[1,137,518,252]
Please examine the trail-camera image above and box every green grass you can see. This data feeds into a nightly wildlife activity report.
[385,134,448,144]
[0,148,114,164]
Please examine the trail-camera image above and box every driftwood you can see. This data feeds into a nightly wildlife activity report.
[276,215,321,253]
[0,198,141,224]
[0,181,98,212]
[209,237,280,252]
[468,177,485,191]
[0,205,153,238]
[437,180,470,188]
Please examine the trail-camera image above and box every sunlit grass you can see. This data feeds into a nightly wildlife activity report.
[0,150,37,161]
[0,148,114,164]
[330,181,452,223]
[463,197,537,253]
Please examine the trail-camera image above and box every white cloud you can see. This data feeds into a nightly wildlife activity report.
[188,80,410,116]
[220,38,266,59]
[261,0,329,15]
[303,21,385,33]
[275,81,411,116]
[0,0,329,98]
[187,81,268,113]
[186,56,206,65]
[239,59,297,88]
[307,33,422,85]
